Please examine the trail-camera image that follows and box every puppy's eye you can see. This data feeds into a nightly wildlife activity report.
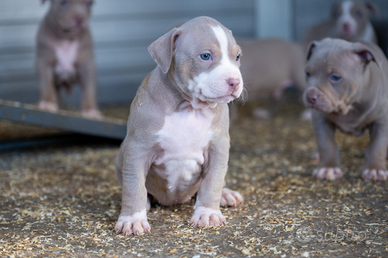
[61,0,68,6]
[86,1,93,7]
[200,53,211,61]
[236,54,241,61]
[330,74,341,82]
[305,71,311,78]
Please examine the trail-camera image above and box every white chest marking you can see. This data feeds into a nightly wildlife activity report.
[155,104,214,165]
[54,40,79,74]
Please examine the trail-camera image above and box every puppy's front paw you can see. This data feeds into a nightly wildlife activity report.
[38,101,58,112]
[115,210,150,236]
[362,169,388,181]
[220,188,244,207]
[82,109,102,119]
[313,167,342,180]
[190,207,225,228]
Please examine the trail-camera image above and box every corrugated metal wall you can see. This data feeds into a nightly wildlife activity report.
[0,0,256,106]
[1,0,387,107]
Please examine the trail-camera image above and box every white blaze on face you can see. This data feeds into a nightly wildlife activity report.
[337,0,357,36]
[188,25,243,108]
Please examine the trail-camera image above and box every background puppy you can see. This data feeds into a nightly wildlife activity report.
[231,38,306,120]
[36,0,101,118]
[304,38,388,181]
[115,17,244,236]
[301,0,379,49]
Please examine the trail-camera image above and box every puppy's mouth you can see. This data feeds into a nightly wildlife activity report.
[190,94,236,109]
[205,94,236,102]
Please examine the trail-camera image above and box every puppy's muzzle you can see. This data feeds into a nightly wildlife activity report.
[305,89,319,107]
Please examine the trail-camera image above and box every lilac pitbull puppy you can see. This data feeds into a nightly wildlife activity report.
[304,38,388,181]
[114,17,244,236]
[36,0,101,118]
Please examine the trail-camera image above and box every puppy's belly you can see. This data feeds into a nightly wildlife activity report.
[146,159,202,206]
[148,101,214,206]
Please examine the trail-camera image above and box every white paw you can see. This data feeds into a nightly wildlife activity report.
[82,109,102,119]
[115,210,150,236]
[190,207,225,228]
[313,167,342,180]
[38,101,58,112]
[300,109,312,120]
[252,108,270,120]
[362,169,388,181]
[220,188,244,207]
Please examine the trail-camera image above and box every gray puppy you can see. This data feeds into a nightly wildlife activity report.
[36,0,101,118]
[304,38,388,181]
[115,17,244,236]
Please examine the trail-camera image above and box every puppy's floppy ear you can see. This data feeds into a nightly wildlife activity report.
[365,2,379,16]
[306,41,317,61]
[353,42,382,69]
[148,27,181,74]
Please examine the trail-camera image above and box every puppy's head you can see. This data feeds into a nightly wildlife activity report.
[331,0,378,40]
[303,38,380,115]
[43,0,93,35]
[148,16,243,109]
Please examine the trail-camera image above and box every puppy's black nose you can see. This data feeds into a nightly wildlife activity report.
[227,77,240,92]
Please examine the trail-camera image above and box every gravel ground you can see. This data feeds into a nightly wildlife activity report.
[0,98,387,257]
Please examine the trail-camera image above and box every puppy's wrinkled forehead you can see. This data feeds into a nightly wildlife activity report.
[307,39,367,78]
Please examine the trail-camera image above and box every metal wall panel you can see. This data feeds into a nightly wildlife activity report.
[0,0,256,105]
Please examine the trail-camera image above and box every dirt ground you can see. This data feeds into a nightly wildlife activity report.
[0,98,387,257]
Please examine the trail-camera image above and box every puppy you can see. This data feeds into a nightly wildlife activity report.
[301,1,379,49]
[304,38,388,181]
[231,38,306,120]
[36,0,101,118]
[114,17,244,236]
